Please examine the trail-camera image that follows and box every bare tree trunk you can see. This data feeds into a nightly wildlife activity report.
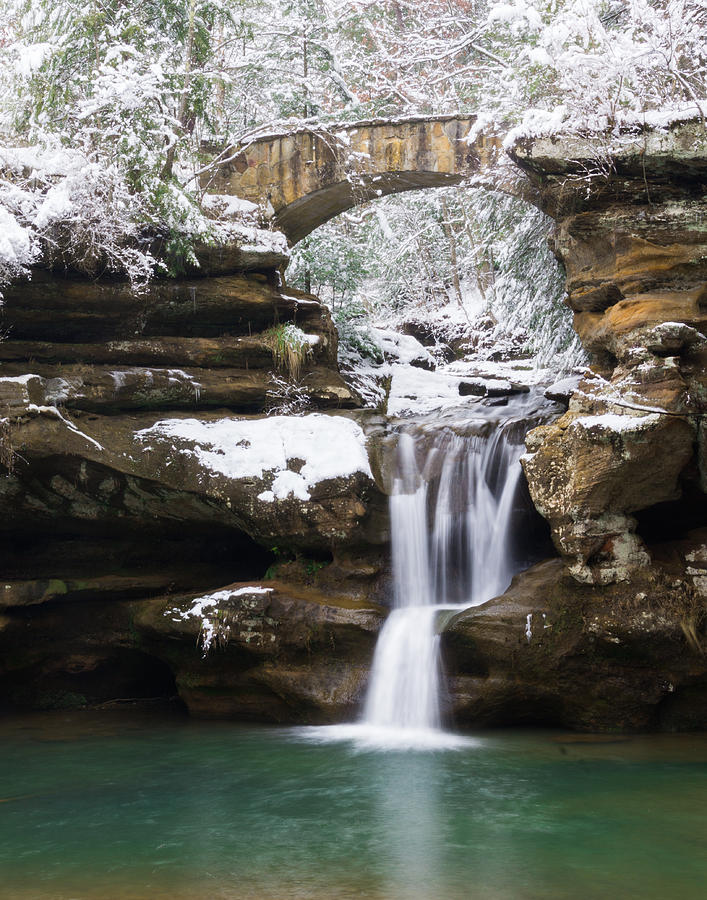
[163,0,196,180]
[416,231,443,305]
[303,30,311,117]
[392,1,405,30]
[463,220,488,307]
[440,197,463,309]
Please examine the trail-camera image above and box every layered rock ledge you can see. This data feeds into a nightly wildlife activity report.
[0,251,389,718]
[510,120,706,585]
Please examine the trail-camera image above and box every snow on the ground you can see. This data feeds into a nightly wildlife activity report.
[338,304,570,416]
[442,358,555,386]
[386,292,486,351]
[0,143,83,178]
[385,358,556,417]
[374,328,435,368]
[136,413,372,501]
[0,206,35,273]
[340,312,561,417]
[386,363,468,417]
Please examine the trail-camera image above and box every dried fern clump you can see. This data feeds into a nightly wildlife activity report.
[263,324,313,382]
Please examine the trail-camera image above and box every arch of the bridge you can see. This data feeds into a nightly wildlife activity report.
[207,115,522,245]
[275,170,466,244]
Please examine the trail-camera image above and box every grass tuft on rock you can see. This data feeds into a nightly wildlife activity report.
[263,324,313,382]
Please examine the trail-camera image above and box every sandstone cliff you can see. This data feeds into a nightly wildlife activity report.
[510,120,706,586]
[0,244,389,720]
[438,120,707,731]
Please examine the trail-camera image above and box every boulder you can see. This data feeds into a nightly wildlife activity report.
[0,261,392,719]
[135,580,385,721]
[522,403,695,583]
[443,544,707,732]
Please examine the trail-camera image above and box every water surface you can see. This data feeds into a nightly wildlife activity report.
[0,711,705,899]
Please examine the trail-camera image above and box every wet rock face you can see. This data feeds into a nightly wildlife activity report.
[0,260,388,717]
[137,581,385,721]
[442,544,707,732]
[512,121,707,584]
[0,580,384,722]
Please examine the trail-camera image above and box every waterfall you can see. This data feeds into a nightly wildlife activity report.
[362,433,441,734]
[361,408,537,743]
[301,395,555,749]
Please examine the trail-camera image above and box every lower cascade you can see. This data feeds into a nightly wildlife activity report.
[361,399,551,744]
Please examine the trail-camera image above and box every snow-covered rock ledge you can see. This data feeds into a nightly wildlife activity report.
[507,116,707,182]
[136,413,373,503]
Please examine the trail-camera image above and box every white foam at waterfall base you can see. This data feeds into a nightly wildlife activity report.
[298,722,474,751]
[363,607,441,731]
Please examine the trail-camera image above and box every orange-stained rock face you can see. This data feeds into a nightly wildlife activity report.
[512,120,707,584]
[574,290,707,360]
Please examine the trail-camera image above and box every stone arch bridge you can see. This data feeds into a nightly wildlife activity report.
[205,115,519,244]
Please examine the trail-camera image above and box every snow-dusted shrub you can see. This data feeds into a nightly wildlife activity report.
[467,189,585,369]
[31,163,157,282]
[264,374,312,416]
[0,204,37,294]
[333,300,384,365]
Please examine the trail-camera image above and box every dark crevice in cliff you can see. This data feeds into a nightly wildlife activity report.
[0,522,277,605]
[0,640,183,714]
[592,348,618,376]
[635,475,707,546]
[514,475,558,566]
[444,692,566,730]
